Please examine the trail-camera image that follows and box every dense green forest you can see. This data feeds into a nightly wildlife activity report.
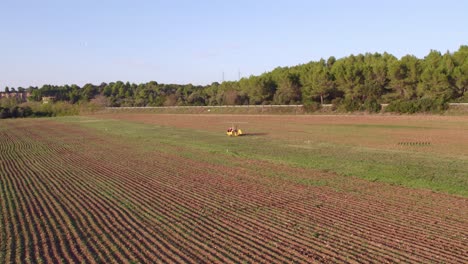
[1,46,467,117]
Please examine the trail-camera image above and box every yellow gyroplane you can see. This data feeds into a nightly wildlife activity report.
[226,125,243,137]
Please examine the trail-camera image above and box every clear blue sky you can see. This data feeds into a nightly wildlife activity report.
[1,0,467,88]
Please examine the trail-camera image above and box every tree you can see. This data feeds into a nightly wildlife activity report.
[388,55,421,100]
[215,81,245,105]
[187,91,206,106]
[332,55,365,100]
[452,45,468,99]
[81,83,99,101]
[327,56,336,68]
[0,107,11,118]
[68,90,81,104]
[103,85,113,97]
[134,87,149,106]
[163,94,178,106]
[223,90,241,105]
[90,95,110,107]
[361,53,394,99]
[273,72,302,104]
[239,75,276,104]
[303,60,334,104]
[29,89,42,101]
[204,82,220,105]
[418,50,452,98]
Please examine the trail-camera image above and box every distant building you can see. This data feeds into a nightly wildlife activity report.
[0,92,31,102]
[42,96,56,104]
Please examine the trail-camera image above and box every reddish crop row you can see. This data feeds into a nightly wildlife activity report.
[0,119,467,263]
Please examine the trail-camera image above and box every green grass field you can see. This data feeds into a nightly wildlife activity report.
[59,116,468,196]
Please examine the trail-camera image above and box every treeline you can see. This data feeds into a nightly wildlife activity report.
[3,46,468,115]
[0,106,33,119]
[0,101,84,119]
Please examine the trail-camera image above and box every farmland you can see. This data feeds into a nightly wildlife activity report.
[1,114,467,263]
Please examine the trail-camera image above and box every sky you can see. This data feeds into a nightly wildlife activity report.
[1,0,467,88]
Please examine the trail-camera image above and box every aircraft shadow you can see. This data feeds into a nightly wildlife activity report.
[242,133,268,136]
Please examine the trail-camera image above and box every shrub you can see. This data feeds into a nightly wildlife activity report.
[362,98,382,113]
[331,98,342,111]
[451,94,468,103]
[386,97,448,113]
[386,100,417,113]
[303,101,322,112]
[334,98,362,112]
[8,106,34,118]
[0,107,11,119]
[22,106,33,117]
[10,106,20,117]
[432,97,449,112]
[52,102,80,116]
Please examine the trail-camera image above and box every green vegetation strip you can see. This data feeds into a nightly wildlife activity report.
[59,116,468,197]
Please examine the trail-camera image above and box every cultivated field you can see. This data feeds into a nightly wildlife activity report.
[1,114,467,263]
